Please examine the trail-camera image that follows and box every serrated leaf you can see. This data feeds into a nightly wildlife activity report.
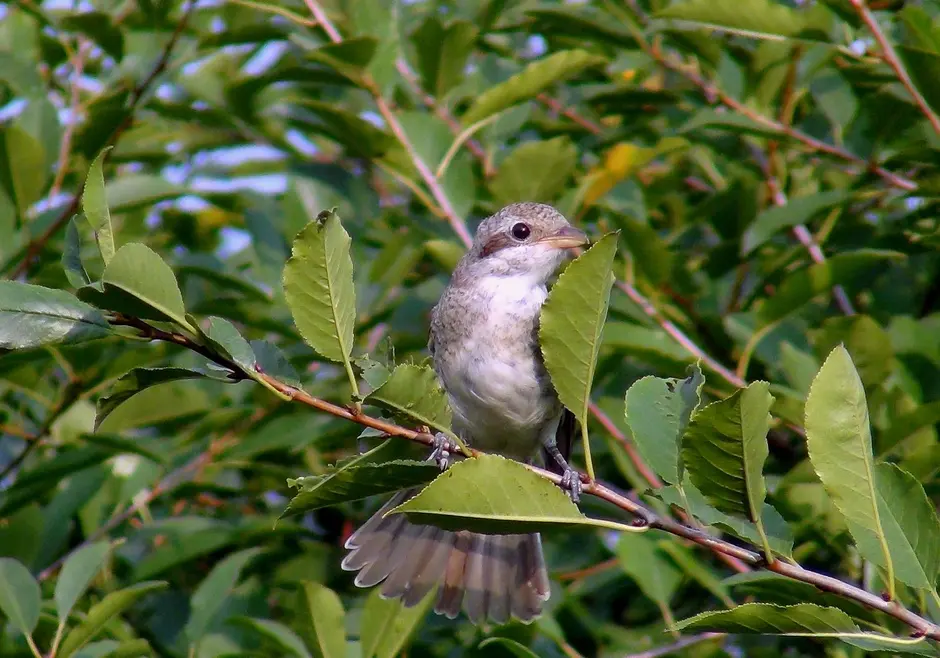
[489,137,577,205]
[281,446,439,519]
[410,17,478,97]
[82,147,115,265]
[63,216,91,287]
[873,463,940,591]
[80,243,192,329]
[615,533,683,610]
[540,233,618,477]
[185,548,263,645]
[462,49,606,125]
[251,339,301,387]
[300,582,346,658]
[96,367,213,431]
[656,480,793,556]
[805,345,895,592]
[0,282,111,349]
[391,455,620,534]
[58,582,168,658]
[365,363,452,433]
[0,558,40,636]
[283,210,357,371]
[758,250,904,326]
[360,588,432,658]
[742,191,851,255]
[624,363,704,485]
[55,541,113,624]
[675,603,937,654]
[198,316,255,371]
[683,382,774,522]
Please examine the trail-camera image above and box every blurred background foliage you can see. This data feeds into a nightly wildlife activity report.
[2,0,940,656]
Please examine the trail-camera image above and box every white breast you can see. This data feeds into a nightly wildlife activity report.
[439,274,557,458]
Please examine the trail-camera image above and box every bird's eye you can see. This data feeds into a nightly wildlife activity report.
[510,222,531,240]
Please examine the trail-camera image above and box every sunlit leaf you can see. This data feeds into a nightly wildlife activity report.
[365,363,452,433]
[82,146,115,265]
[299,582,346,658]
[0,282,111,349]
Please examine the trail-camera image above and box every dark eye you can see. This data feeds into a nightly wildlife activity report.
[510,222,531,240]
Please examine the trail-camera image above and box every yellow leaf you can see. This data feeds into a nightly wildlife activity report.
[582,143,655,208]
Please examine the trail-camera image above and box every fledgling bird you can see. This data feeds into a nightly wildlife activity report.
[342,202,588,624]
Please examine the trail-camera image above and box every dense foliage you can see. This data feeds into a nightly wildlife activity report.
[3,0,940,656]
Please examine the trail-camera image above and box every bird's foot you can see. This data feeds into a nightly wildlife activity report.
[431,432,460,470]
[560,467,582,504]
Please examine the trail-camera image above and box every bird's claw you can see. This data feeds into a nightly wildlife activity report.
[560,468,582,504]
[431,432,459,470]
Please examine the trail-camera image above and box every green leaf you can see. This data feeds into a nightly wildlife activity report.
[0,557,40,636]
[682,382,775,558]
[462,50,606,125]
[96,367,213,431]
[81,243,192,329]
[55,541,113,624]
[410,17,478,97]
[251,339,301,387]
[0,282,111,349]
[63,216,91,287]
[360,588,433,658]
[232,617,313,658]
[742,191,851,255]
[478,638,540,658]
[615,533,683,611]
[805,345,895,594]
[299,582,346,658]
[281,445,439,519]
[58,582,168,658]
[104,174,184,213]
[899,6,940,118]
[656,480,793,556]
[489,137,577,205]
[540,232,618,478]
[60,12,124,60]
[0,123,46,220]
[813,315,893,391]
[198,316,255,372]
[82,147,115,265]
[675,602,936,654]
[873,463,940,591]
[655,0,832,42]
[185,548,263,645]
[283,210,357,380]
[623,363,704,485]
[679,108,782,138]
[293,100,395,159]
[757,250,904,326]
[303,36,378,84]
[391,454,627,534]
[365,363,452,434]
[657,540,734,607]
[880,400,940,456]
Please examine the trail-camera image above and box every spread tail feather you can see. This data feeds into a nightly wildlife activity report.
[342,489,550,624]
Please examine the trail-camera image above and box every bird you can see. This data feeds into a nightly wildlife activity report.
[342,202,588,624]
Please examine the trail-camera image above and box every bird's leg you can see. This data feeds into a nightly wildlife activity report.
[430,432,461,470]
[545,444,582,503]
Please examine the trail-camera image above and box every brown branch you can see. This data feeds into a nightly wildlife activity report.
[849,0,940,138]
[5,1,196,280]
[95,313,940,642]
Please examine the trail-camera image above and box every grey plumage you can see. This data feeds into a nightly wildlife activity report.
[342,203,586,624]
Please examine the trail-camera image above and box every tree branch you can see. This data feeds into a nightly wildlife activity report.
[96,312,940,642]
[849,0,940,138]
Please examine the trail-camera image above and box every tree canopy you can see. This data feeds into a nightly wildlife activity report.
[2,0,940,657]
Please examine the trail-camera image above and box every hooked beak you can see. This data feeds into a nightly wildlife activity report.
[538,225,589,250]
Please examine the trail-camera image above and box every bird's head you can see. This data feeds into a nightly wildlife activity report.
[458,203,588,283]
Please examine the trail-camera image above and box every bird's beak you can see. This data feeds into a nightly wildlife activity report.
[538,225,589,250]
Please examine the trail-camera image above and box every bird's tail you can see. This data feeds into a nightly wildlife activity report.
[341,489,550,624]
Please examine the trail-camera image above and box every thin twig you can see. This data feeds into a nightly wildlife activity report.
[96,313,940,642]
[849,0,940,138]
[48,38,91,199]
[5,1,196,280]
